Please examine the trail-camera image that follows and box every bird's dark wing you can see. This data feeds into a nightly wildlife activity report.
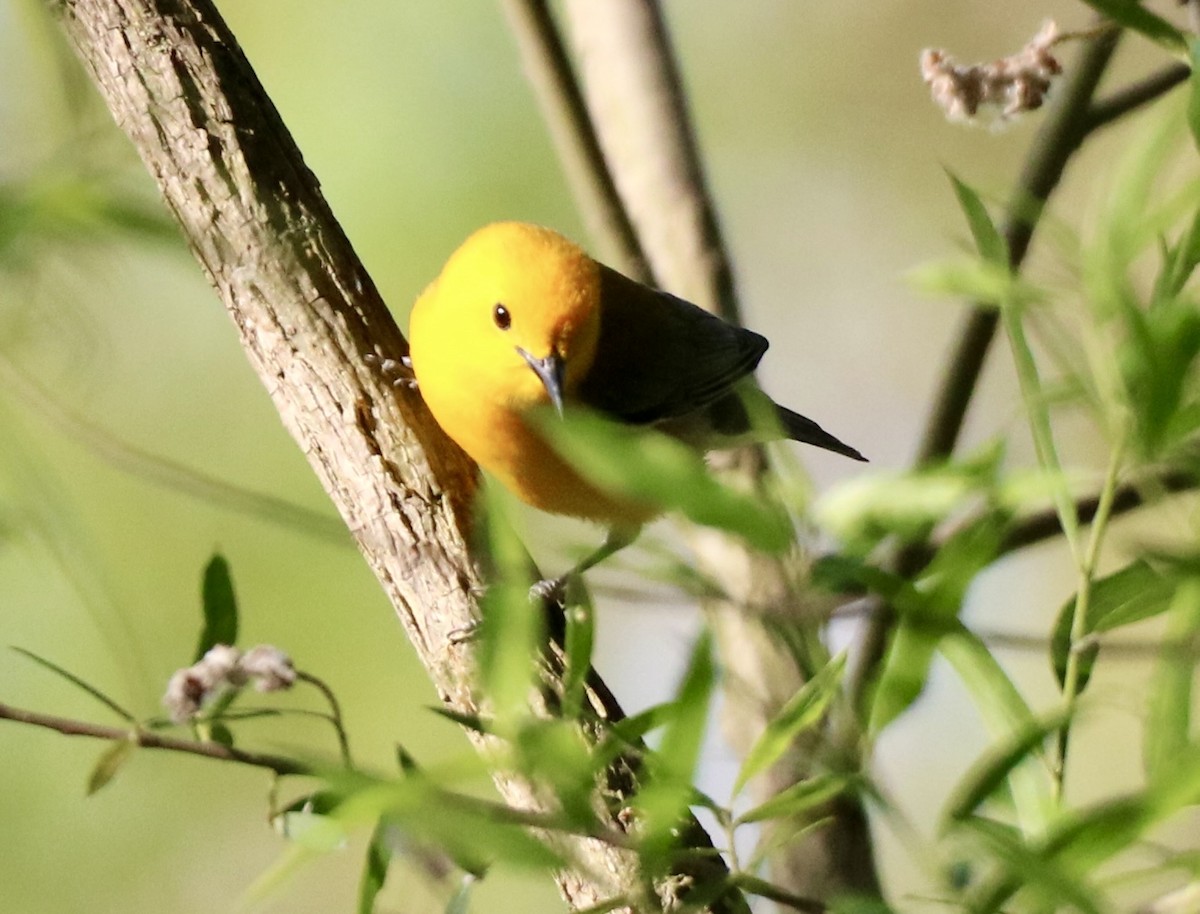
[576,265,767,424]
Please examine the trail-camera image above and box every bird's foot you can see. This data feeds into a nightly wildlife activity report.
[531,572,591,609]
[529,574,569,607]
[448,619,481,644]
[366,352,418,390]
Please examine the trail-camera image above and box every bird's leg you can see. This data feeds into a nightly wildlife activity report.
[530,525,640,607]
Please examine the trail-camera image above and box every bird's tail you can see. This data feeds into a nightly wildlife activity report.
[776,405,867,462]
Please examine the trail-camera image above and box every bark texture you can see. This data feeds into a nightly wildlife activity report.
[561,0,881,898]
[49,0,743,910]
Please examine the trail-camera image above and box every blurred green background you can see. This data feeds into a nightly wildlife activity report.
[0,1,1187,911]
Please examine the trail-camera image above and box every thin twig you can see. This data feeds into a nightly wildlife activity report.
[1083,63,1190,133]
[915,29,1122,468]
[1052,435,1126,799]
[0,700,312,775]
[998,468,1198,554]
[498,0,650,281]
[296,671,353,769]
[849,30,1123,714]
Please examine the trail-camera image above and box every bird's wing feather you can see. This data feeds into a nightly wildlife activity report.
[576,265,767,424]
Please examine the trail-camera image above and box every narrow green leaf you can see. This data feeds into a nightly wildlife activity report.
[636,632,716,856]
[195,553,238,662]
[429,707,493,734]
[514,720,597,826]
[947,171,1008,266]
[1050,560,1175,690]
[870,519,1003,733]
[941,628,1052,835]
[1080,0,1187,54]
[736,772,849,825]
[87,738,136,795]
[940,711,1069,825]
[475,490,541,727]
[561,598,595,720]
[538,411,793,552]
[908,260,1037,309]
[1146,579,1200,780]
[282,810,350,852]
[445,876,475,914]
[962,816,1103,914]
[11,646,135,722]
[357,819,392,914]
[733,653,846,794]
[1189,41,1200,152]
[657,631,715,785]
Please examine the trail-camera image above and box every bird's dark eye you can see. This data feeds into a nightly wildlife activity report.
[493,303,511,330]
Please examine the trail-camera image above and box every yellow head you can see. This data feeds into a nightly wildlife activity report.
[409,222,602,421]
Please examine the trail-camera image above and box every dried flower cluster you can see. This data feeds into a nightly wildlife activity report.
[921,20,1063,127]
[163,644,296,723]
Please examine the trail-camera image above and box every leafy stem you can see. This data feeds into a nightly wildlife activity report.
[297,670,353,769]
[1052,431,1127,799]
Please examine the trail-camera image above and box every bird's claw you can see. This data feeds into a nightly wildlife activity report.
[448,619,481,644]
[529,575,569,607]
[367,353,419,389]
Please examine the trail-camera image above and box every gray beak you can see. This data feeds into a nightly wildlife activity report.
[516,347,566,416]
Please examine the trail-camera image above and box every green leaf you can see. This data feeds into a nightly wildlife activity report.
[908,260,1041,309]
[429,707,492,735]
[475,489,541,727]
[561,597,595,720]
[357,819,392,914]
[636,632,716,858]
[513,720,597,826]
[810,554,908,600]
[947,171,1008,266]
[869,520,1004,733]
[962,816,1104,914]
[194,553,238,662]
[1190,42,1200,158]
[733,652,846,794]
[537,410,792,552]
[736,772,850,825]
[1050,560,1175,690]
[10,646,135,723]
[941,629,1052,835]
[1146,579,1200,780]
[282,810,350,852]
[940,710,1069,825]
[1079,0,1187,54]
[445,876,475,914]
[87,738,136,795]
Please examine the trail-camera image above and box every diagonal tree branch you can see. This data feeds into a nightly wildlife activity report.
[557,1,879,900]
[46,1,743,910]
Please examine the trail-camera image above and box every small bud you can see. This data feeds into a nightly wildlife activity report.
[240,645,297,692]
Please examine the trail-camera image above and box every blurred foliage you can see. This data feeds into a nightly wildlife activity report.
[4,2,1200,914]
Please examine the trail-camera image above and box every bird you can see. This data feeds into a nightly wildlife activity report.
[407,221,864,598]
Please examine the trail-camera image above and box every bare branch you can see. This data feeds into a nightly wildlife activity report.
[0,700,311,775]
[499,0,649,281]
[1084,63,1190,132]
[998,468,1198,554]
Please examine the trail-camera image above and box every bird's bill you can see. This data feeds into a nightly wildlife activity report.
[516,347,566,415]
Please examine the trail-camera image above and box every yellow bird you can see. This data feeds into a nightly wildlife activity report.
[408,222,864,595]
